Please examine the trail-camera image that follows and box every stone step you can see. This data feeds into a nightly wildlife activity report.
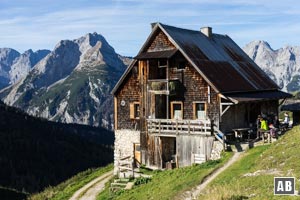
[119,166,133,171]
[124,182,134,190]
[114,178,130,183]
[111,182,127,187]
[119,156,131,161]
[119,160,132,165]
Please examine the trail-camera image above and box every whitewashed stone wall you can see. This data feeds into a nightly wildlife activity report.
[114,130,140,175]
[210,140,224,160]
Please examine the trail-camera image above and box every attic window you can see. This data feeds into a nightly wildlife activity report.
[130,102,140,119]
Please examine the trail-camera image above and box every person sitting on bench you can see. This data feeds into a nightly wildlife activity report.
[281,112,290,130]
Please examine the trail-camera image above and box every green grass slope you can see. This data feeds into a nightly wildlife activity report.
[97,152,233,200]
[29,164,113,200]
[199,126,300,200]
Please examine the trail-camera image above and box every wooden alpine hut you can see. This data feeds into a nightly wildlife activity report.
[112,23,291,174]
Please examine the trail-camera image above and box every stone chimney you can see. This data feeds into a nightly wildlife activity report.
[200,27,212,38]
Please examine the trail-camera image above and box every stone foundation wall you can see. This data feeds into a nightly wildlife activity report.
[114,130,140,175]
[210,140,224,160]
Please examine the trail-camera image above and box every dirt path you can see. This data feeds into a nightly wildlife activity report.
[69,170,113,200]
[178,151,244,200]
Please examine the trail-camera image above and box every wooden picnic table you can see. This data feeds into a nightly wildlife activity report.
[232,128,252,141]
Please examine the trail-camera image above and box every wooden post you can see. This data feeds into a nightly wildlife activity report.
[210,119,214,136]
[159,120,161,135]
[176,119,178,135]
[222,133,226,151]
[166,59,169,119]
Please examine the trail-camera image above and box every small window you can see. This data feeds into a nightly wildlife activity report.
[193,102,206,119]
[171,101,183,119]
[130,102,140,119]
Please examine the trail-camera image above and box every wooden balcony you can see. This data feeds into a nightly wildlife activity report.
[147,79,183,96]
[148,79,169,95]
[147,118,212,136]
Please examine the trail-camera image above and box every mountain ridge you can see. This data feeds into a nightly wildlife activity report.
[243,40,300,92]
[0,48,50,89]
[0,32,129,129]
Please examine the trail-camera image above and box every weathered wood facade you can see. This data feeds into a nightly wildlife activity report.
[112,23,291,173]
[220,100,279,132]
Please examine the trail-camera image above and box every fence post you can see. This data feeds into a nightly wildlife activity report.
[159,120,161,135]
[210,119,214,136]
[223,135,226,151]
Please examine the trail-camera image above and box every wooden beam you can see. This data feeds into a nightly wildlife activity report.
[114,96,118,130]
[221,105,231,116]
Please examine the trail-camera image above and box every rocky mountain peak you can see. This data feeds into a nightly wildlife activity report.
[0,48,49,88]
[243,41,300,92]
[74,32,105,53]
[74,32,125,72]
[0,48,20,68]
[9,49,51,84]
[86,32,107,46]
[0,33,131,129]
[24,49,34,55]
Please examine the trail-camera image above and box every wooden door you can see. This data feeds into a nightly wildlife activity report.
[134,143,141,165]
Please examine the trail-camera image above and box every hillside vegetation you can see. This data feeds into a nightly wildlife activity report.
[199,126,300,199]
[29,164,113,200]
[0,100,114,196]
[97,152,233,200]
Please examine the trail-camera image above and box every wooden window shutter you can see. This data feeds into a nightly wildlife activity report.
[130,103,134,119]
[193,102,196,119]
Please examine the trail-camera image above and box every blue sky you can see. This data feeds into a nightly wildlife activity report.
[1,0,300,56]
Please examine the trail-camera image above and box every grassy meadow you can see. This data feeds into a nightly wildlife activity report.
[199,126,300,200]
[97,152,233,200]
[29,164,113,200]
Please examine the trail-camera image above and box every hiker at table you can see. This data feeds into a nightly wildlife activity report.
[283,112,290,128]
[257,117,269,139]
[269,115,280,138]
[269,115,279,138]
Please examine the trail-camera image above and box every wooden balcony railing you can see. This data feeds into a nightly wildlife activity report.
[147,119,212,136]
[148,80,169,95]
